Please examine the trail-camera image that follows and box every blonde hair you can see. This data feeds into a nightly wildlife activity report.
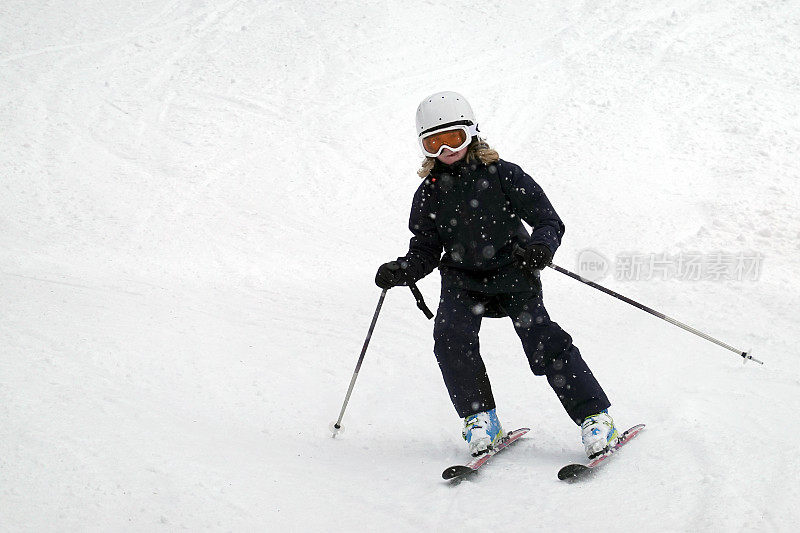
[417,138,500,178]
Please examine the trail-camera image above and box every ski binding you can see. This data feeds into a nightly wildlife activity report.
[442,427,530,481]
[557,423,645,481]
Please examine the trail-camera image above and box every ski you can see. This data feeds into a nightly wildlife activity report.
[442,427,530,481]
[557,423,645,481]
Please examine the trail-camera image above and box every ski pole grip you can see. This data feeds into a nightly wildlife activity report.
[409,283,434,319]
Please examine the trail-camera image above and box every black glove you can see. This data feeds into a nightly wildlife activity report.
[375,261,405,289]
[515,243,553,272]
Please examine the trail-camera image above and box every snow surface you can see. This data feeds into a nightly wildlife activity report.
[2,0,799,530]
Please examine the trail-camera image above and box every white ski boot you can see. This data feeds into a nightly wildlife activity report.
[581,409,620,459]
[462,408,505,457]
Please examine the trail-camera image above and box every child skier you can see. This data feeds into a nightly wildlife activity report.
[375,91,619,458]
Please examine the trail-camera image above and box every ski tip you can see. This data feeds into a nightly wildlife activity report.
[623,423,646,438]
[442,465,475,480]
[557,463,590,481]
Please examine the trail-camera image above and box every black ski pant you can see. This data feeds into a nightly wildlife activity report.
[433,285,611,424]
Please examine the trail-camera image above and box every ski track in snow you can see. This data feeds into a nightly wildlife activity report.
[1,0,799,530]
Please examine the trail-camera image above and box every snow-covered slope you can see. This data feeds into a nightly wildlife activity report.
[2,1,799,530]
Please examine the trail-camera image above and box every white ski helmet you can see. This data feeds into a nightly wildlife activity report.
[416,91,477,137]
[415,91,479,157]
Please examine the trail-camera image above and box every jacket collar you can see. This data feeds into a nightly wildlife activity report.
[432,157,472,175]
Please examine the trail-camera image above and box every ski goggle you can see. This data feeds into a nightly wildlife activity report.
[418,124,479,157]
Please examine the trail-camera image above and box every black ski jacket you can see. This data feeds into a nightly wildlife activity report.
[397,157,564,296]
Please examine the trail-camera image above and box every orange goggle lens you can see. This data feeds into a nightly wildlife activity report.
[421,128,468,155]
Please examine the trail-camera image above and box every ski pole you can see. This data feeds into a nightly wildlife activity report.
[330,288,388,438]
[545,261,762,364]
